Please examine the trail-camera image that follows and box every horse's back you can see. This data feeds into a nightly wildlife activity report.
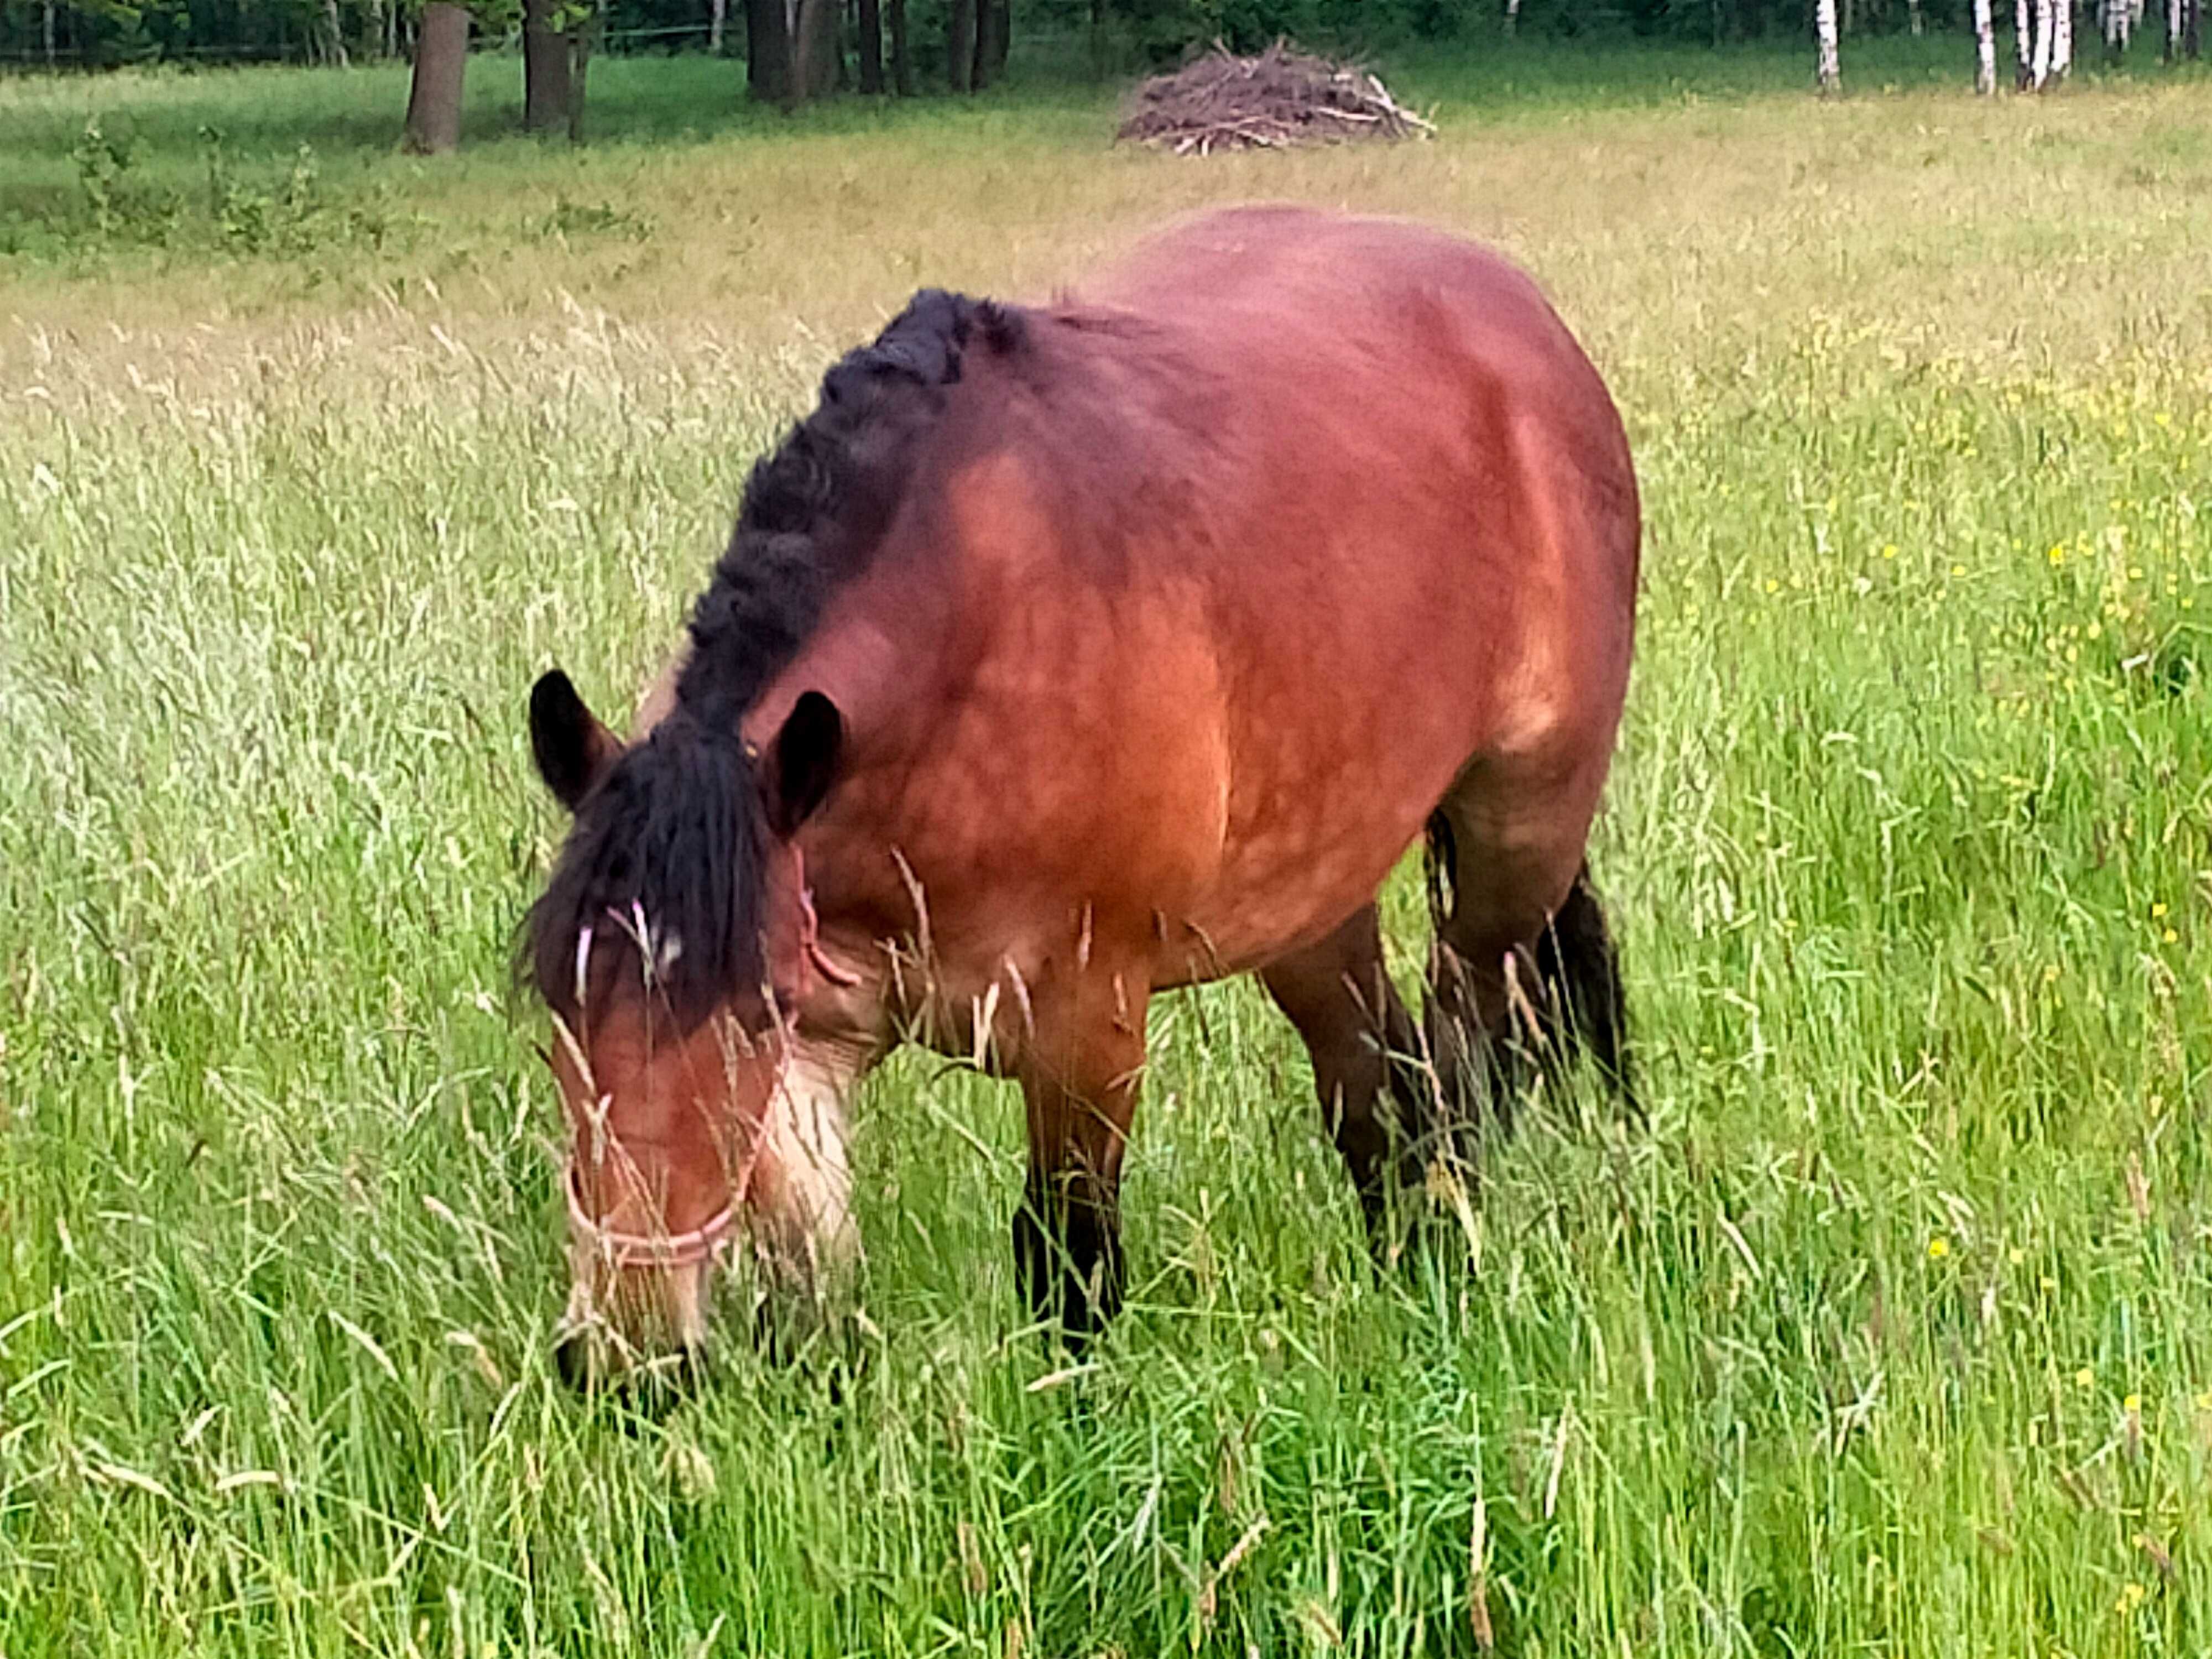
[1069,205,1637,677]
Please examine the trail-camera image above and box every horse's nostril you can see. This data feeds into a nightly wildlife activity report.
[553,1332,593,1392]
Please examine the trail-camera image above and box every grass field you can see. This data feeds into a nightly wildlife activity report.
[4,37,2212,1658]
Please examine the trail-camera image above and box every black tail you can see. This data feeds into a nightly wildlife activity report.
[1534,865,1640,1124]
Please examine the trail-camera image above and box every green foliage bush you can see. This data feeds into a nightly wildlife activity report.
[44,113,411,258]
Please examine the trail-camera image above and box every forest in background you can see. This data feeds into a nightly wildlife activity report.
[9,0,2198,71]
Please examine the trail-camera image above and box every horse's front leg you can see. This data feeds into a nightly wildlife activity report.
[1010,963,1149,1345]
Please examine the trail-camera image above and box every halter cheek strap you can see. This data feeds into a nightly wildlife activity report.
[791,845,863,993]
[564,844,858,1267]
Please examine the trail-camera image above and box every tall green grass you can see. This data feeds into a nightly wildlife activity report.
[3,44,2211,1657]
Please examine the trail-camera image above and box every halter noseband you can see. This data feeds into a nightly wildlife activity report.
[561,843,857,1270]
[565,1157,747,1270]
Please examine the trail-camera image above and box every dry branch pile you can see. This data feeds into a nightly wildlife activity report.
[1114,43,1436,155]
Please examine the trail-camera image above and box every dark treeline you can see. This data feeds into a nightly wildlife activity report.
[0,0,1990,71]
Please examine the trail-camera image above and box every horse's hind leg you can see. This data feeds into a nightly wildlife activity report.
[1421,792,1597,1141]
[1535,865,1639,1121]
[1260,904,1437,1234]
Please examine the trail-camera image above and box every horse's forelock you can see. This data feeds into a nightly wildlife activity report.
[521,716,773,1032]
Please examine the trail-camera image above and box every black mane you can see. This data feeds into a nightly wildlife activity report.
[524,289,1023,1026]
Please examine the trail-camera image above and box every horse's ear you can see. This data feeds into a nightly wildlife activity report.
[764,691,843,837]
[529,669,623,812]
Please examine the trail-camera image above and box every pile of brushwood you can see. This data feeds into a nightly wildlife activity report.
[1115,41,1435,155]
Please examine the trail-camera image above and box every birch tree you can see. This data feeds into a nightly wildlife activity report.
[2052,0,2073,77]
[1815,0,1840,91]
[1974,0,1996,88]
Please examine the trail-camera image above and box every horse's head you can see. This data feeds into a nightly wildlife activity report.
[521,669,849,1389]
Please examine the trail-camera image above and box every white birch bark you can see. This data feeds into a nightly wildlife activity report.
[2167,0,2180,56]
[1816,0,1842,91]
[43,0,55,65]
[1910,0,1924,33]
[1505,0,1521,33]
[2032,0,2054,82]
[322,0,349,65]
[710,0,727,54]
[2053,0,2073,74]
[1975,0,1997,88]
[2016,0,2033,82]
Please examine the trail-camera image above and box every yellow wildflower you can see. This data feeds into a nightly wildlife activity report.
[1927,1238,1950,1260]
[2077,1366,2096,1389]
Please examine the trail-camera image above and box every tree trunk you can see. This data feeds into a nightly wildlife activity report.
[403,3,469,153]
[1815,0,1841,90]
[747,0,792,100]
[2016,0,2034,80]
[322,0,349,65]
[983,0,1010,85]
[43,0,56,66]
[889,0,911,91]
[790,0,838,100]
[2031,0,2054,82]
[524,0,572,132]
[566,6,597,140]
[2053,0,2073,74]
[856,0,882,88]
[1975,0,1997,86]
[946,0,974,90]
[1907,0,1923,29]
[710,0,726,53]
[1506,0,1522,31]
[2187,0,2201,57]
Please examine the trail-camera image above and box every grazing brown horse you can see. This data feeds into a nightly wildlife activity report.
[524,206,1640,1384]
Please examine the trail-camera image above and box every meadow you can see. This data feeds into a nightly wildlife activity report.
[3,36,2211,1657]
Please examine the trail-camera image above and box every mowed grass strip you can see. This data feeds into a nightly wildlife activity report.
[2,41,2211,1658]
